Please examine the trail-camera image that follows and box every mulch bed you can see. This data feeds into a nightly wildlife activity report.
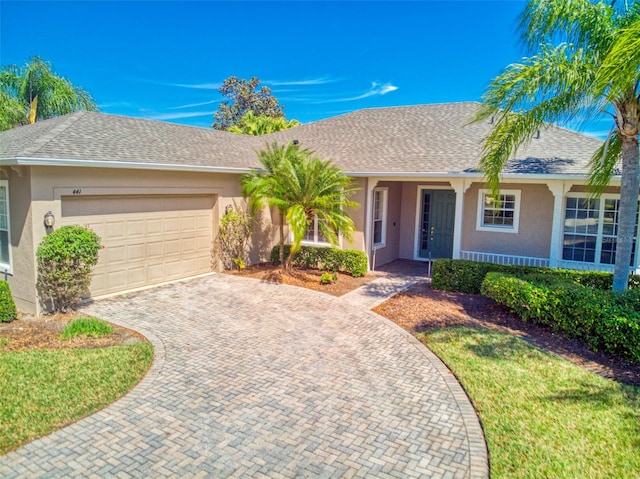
[224,263,382,296]
[373,282,640,387]
[0,312,145,351]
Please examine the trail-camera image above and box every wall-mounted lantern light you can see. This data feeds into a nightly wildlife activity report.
[44,211,55,231]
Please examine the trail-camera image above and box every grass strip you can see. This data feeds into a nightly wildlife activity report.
[420,327,640,479]
[61,316,114,340]
[0,343,153,454]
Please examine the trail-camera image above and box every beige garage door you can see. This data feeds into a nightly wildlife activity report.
[61,195,215,297]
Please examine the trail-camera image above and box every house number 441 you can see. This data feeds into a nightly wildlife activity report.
[72,189,82,195]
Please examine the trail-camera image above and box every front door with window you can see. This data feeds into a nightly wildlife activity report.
[419,189,455,259]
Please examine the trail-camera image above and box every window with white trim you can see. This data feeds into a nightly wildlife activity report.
[373,188,388,248]
[476,189,521,233]
[0,181,10,272]
[563,195,639,266]
[302,216,329,244]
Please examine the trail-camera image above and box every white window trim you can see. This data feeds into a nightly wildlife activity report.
[298,216,334,247]
[562,192,640,267]
[372,187,388,250]
[476,189,521,234]
[0,180,11,274]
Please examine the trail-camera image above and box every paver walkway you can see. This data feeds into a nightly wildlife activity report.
[1,271,488,478]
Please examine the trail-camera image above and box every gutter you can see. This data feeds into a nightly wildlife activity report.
[345,170,622,182]
[0,157,622,183]
[0,157,254,175]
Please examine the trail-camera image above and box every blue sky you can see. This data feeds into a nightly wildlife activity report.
[1,1,609,137]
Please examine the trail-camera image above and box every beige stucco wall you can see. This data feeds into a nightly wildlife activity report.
[371,181,402,267]
[461,182,553,258]
[4,167,36,313]
[14,165,280,313]
[341,177,367,251]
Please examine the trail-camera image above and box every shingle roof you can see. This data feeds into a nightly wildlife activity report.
[265,102,604,175]
[0,111,263,170]
[0,102,603,176]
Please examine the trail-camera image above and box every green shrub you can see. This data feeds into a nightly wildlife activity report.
[270,245,368,277]
[36,226,101,313]
[61,317,114,340]
[480,273,553,323]
[213,205,252,270]
[432,258,635,294]
[481,272,640,363]
[0,281,17,322]
[320,272,338,285]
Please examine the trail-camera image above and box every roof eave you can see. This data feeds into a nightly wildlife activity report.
[0,157,253,174]
[345,170,618,182]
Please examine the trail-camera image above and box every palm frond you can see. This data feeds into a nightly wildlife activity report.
[519,0,615,52]
[587,131,623,196]
[594,17,640,102]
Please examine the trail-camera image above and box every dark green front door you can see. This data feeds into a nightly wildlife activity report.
[419,189,456,259]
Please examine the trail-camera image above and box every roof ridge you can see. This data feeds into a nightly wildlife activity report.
[19,112,87,157]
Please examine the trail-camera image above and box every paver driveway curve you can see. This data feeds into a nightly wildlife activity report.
[1,274,488,478]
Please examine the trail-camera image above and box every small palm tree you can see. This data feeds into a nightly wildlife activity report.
[228,110,300,135]
[475,0,640,291]
[241,142,358,270]
[0,56,97,131]
[279,151,358,267]
[242,142,306,267]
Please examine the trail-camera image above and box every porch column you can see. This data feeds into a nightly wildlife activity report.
[547,180,570,267]
[364,178,379,270]
[450,179,470,260]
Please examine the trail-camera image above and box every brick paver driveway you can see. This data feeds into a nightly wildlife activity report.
[1,274,488,478]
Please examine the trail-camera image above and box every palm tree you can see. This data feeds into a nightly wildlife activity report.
[228,110,300,135]
[0,56,97,131]
[278,150,358,267]
[241,141,358,270]
[242,142,306,267]
[475,0,640,291]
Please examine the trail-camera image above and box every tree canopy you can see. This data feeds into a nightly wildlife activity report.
[212,76,285,131]
[0,56,98,131]
[228,110,300,136]
[475,0,640,291]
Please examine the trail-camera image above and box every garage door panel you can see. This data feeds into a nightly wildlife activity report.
[146,241,164,259]
[105,221,126,240]
[181,237,196,254]
[146,218,163,235]
[127,244,145,262]
[147,264,165,282]
[127,220,145,237]
[164,238,181,256]
[61,194,215,297]
[164,217,180,233]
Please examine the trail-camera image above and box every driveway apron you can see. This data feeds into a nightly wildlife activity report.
[1,274,488,478]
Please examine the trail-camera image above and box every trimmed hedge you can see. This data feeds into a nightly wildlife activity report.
[270,245,368,277]
[0,281,17,322]
[481,272,640,363]
[36,225,101,313]
[432,259,634,294]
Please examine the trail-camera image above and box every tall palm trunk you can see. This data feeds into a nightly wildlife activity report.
[278,210,286,271]
[613,134,640,291]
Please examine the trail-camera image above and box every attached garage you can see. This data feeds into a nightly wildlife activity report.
[61,194,216,297]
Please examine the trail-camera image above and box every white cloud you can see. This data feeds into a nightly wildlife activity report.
[313,82,398,103]
[171,82,221,90]
[264,76,339,86]
[145,111,216,121]
[169,100,219,110]
[133,78,221,90]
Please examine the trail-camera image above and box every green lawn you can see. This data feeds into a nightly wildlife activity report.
[0,343,153,454]
[421,327,640,479]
